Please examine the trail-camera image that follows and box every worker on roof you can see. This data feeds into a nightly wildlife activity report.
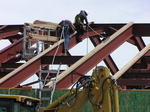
[74,10,88,43]
[57,20,75,55]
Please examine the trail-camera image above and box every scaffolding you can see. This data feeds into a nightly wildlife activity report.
[23,21,59,59]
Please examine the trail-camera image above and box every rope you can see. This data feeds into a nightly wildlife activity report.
[43,27,64,86]
[88,25,105,38]
[86,25,105,67]
[86,28,89,54]
[50,64,61,104]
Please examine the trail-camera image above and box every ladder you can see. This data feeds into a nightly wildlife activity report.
[38,64,61,109]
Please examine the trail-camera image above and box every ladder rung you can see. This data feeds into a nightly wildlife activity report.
[40,70,59,74]
[40,88,52,91]
[41,97,50,100]
[40,79,51,81]
[38,107,45,110]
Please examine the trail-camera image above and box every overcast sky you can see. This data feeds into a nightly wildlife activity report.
[0,0,150,24]
[0,0,150,87]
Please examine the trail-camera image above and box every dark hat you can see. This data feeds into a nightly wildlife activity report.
[80,10,88,16]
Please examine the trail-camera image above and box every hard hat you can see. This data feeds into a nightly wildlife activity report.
[80,10,88,16]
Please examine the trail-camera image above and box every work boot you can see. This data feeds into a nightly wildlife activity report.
[76,37,82,43]
[62,49,68,56]
[101,37,107,41]
[77,39,82,43]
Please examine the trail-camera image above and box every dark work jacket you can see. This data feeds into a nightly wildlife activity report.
[74,14,88,26]
[57,20,75,38]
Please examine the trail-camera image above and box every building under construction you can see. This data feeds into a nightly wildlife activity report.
[0,20,150,112]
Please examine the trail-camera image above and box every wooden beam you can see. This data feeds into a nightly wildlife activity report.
[46,22,134,88]
[26,20,58,29]
[29,33,59,42]
[0,30,20,40]
[0,29,101,88]
[112,43,150,80]
[0,38,23,63]
[41,56,83,65]
[118,78,150,86]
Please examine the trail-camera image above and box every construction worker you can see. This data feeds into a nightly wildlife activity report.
[74,10,88,43]
[57,20,75,55]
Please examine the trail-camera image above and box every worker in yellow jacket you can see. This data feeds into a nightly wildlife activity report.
[74,10,88,43]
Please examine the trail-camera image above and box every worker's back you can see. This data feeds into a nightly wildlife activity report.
[57,20,75,38]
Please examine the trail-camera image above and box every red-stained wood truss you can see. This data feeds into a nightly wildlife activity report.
[0,29,102,88]
[0,23,150,89]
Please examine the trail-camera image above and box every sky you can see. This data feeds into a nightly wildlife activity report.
[0,0,150,24]
[0,0,150,87]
